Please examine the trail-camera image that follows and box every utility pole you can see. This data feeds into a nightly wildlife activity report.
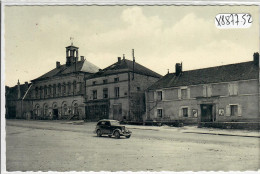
[132,49,135,80]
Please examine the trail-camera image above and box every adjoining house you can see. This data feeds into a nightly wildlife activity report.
[84,54,162,122]
[6,44,100,120]
[5,80,33,119]
[145,53,260,129]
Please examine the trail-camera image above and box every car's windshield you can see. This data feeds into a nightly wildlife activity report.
[110,121,120,126]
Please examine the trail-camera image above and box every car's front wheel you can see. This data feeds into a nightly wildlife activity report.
[97,129,102,137]
[126,135,131,138]
[114,131,120,139]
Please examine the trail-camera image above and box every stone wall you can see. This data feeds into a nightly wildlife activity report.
[146,79,259,124]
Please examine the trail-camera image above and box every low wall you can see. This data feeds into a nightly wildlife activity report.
[199,122,260,130]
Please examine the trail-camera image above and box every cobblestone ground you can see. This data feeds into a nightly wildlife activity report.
[5,120,260,172]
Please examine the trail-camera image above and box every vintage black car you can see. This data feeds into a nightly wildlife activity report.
[94,119,132,139]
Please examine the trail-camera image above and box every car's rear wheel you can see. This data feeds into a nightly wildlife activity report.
[126,135,131,138]
[114,131,120,139]
[97,129,102,137]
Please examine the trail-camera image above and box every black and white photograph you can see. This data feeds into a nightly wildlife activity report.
[1,1,260,173]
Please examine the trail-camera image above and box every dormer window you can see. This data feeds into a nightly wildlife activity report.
[92,81,96,85]
[103,79,108,84]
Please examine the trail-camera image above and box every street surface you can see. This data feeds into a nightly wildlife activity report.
[5,120,260,171]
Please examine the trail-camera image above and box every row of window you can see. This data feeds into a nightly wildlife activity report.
[92,77,119,86]
[92,87,120,100]
[35,103,79,117]
[34,82,82,99]
[156,104,241,118]
[156,83,238,101]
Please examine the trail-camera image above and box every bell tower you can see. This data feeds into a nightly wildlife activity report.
[66,40,79,66]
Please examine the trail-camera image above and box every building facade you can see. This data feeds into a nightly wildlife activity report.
[85,56,162,122]
[15,44,100,120]
[5,81,32,119]
[145,53,260,127]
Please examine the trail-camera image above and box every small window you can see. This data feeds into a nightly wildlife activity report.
[157,91,162,101]
[44,86,47,96]
[157,109,163,117]
[103,79,108,84]
[92,81,96,85]
[230,105,238,116]
[182,108,188,117]
[181,89,187,99]
[103,88,108,99]
[93,90,97,99]
[114,77,119,82]
[115,87,120,98]
[229,83,238,96]
[63,84,66,94]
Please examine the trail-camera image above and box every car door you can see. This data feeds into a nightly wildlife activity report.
[98,121,107,134]
[104,121,112,134]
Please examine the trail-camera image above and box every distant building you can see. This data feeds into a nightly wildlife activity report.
[145,53,260,128]
[85,55,162,122]
[5,80,32,119]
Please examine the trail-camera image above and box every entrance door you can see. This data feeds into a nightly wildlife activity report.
[113,104,122,121]
[53,109,58,120]
[200,104,213,122]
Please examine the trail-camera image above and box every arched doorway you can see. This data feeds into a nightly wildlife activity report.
[52,102,58,120]
[43,103,48,119]
[35,104,41,119]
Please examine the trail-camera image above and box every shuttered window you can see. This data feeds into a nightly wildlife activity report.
[226,104,242,116]
[182,108,188,117]
[179,107,189,117]
[178,87,189,99]
[203,85,212,97]
[157,91,162,101]
[181,89,187,99]
[157,109,163,118]
[228,83,238,96]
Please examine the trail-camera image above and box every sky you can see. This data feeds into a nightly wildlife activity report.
[4,5,259,87]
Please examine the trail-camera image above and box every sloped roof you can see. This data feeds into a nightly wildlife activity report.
[88,59,162,79]
[148,61,259,90]
[32,60,100,82]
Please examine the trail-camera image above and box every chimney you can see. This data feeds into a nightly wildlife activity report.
[123,54,125,60]
[17,79,21,99]
[56,61,61,68]
[80,56,85,61]
[253,52,259,65]
[118,57,121,63]
[175,63,182,76]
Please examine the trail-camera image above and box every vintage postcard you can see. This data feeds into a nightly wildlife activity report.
[1,0,260,173]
